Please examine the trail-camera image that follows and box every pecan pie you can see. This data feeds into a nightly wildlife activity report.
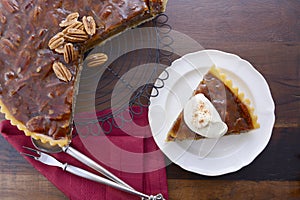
[167,66,260,141]
[0,0,168,146]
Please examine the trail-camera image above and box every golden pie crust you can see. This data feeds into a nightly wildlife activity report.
[0,100,70,146]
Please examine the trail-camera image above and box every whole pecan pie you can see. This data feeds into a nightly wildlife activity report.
[167,66,260,141]
[0,0,168,146]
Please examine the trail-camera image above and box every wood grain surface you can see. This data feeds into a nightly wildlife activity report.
[0,0,299,199]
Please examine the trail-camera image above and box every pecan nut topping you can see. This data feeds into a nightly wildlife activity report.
[26,116,47,133]
[62,21,84,34]
[82,16,96,36]
[59,12,79,27]
[48,32,64,50]
[52,61,72,82]
[3,0,20,13]
[64,28,89,43]
[63,43,77,63]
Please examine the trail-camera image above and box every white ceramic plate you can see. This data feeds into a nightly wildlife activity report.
[148,50,275,176]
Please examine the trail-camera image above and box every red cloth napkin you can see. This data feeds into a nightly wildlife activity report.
[0,107,168,200]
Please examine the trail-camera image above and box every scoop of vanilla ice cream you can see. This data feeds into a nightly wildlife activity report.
[183,93,228,138]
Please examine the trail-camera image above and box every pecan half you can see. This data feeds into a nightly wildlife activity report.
[63,43,77,63]
[3,0,19,13]
[26,116,47,133]
[62,21,84,34]
[32,6,42,21]
[0,38,16,55]
[66,12,79,21]
[59,12,79,27]
[101,5,113,20]
[83,16,96,36]
[1,38,16,50]
[48,32,64,50]
[65,28,88,43]
[86,53,108,67]
[52,61,72,82]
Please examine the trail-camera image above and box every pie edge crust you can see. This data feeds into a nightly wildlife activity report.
[0,99,69,147]
[209,65,260,130]
[166,65,260,141]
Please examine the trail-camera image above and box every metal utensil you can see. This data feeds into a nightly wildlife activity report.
[31,137,132,189]
[21,146,165,200]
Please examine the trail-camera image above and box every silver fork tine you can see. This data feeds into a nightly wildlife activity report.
[22,146,65,168]
[20,152,38,160]
[22,146,41,155]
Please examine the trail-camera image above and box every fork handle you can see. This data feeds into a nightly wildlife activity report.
[64,163,149,199]
[62,146,133,190]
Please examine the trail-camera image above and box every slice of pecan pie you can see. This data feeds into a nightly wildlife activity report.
[0,0,168,146]
[167,66,260,141]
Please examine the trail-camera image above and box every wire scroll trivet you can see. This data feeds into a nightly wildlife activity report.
[74,14,173,136]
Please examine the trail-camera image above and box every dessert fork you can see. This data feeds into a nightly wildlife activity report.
[21,146,165,200]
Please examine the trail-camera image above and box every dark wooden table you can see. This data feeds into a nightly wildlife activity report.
[1,0,299,199]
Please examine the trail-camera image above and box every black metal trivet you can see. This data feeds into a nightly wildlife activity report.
[74,14,173,135]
